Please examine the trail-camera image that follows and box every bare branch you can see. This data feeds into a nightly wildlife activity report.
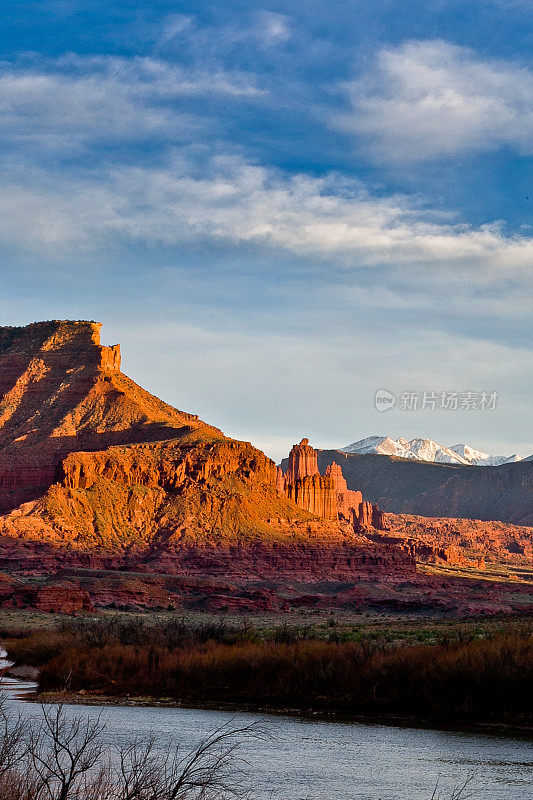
[0,690,262,800]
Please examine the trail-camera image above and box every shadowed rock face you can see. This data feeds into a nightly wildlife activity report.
[316,449,533,526]
[0,537,531,616]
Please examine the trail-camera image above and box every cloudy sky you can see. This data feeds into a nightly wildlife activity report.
[1,1,532,461]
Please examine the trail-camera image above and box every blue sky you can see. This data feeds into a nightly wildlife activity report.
[1,1,531,460]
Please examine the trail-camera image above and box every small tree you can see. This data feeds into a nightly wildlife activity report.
[28,704,107,800]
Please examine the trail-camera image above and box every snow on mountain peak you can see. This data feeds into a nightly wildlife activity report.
[340,436,523,466]
[450,443,489,461]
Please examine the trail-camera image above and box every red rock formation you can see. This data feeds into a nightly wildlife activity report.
[325,461,363,519]
[0,540,531,617]
[351,501,370,531]
[286,473,337,519]
[0,320,207,513]
[437,545,485,570]
[277,441,341,521]
[325,461,347,492]
[285,438,319,482]
[372,505,386,530]
[0,321,530,618]
[280,443,385,533]
[9,581,92,613]
[376,513,532,568]
[0,322,346,550]
[351,501,396,532]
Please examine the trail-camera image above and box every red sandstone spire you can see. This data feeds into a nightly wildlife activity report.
[282,442,385,531]
[286,438,319,483]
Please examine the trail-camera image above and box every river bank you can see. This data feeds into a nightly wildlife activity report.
[3,613,531,736]
[4,654,530,738]
[16,687,531,738]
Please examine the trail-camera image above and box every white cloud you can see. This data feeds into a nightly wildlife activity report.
[0,55,263,153]
[0,35,530,459]
[0,50,530,289]
[256,12,292,46]
[336,40,533,160]
[0,153,531,282]
[157,14,194,46]
[156,11,292,55]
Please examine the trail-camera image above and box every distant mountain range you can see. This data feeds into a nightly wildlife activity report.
[317,450,533,526]
[340,436,526,466]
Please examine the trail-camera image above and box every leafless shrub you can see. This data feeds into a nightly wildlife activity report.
[115,722,258,800]
[0,695,259,800]
[0,696,28,778]
[28,704,107,800]
[430,773,477,800]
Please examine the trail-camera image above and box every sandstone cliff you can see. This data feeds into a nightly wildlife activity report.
[325,462,362,516]
[0,320,529,599]
[279,441,385,532]
[285,473,338,519]
[0,322,349,550]
[285,438,319,482]
[0,321,210,514]
[379,513,533,568]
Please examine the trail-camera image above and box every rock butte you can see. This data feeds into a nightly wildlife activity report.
[0,320,531,615]
[278,440,385,531]
[0,321,387,548]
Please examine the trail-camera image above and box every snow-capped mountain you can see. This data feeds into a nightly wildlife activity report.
[449,443,523,467]
[340,436,523,467]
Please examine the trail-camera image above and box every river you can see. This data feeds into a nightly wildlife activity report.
[0,671,530,800]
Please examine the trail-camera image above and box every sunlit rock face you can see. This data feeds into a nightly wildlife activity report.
[280,440,385,530]
[325,461,363,519]
[0,321,529,618]
[285,438,319,482]
[0,321,347,549]
[0,320,203,514]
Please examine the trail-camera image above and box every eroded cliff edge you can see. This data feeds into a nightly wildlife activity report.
[0,320,530,619]
[0,321,384,552]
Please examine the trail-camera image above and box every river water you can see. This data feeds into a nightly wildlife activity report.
[0,672,531,800]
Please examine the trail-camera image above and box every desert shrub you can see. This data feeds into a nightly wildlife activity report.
[3,629,76,667]
[37,631,532,725]
[6,614,531,726]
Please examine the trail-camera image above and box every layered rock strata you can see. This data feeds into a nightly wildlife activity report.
[279,440,385,532]
[0,321,205,514]
[0,319,529,615]
[0,322,364,552]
